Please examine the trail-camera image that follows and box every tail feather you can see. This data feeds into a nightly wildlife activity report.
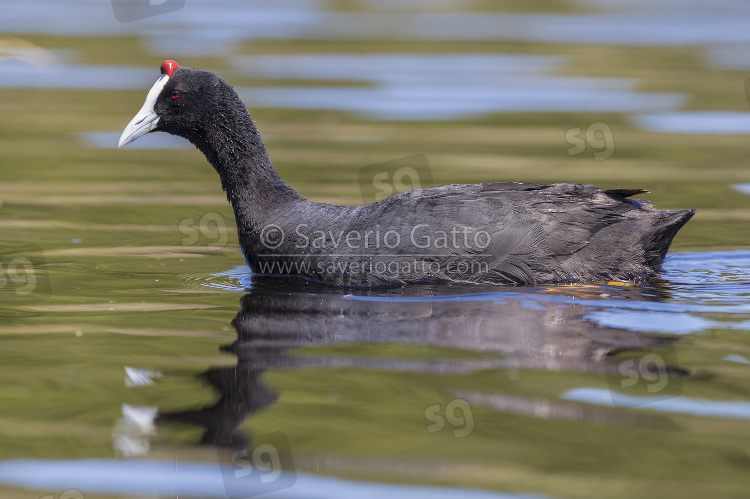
[643,209,696,269]
[604,188,650,198]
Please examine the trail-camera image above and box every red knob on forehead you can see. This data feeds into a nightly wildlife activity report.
[160,60,179,77]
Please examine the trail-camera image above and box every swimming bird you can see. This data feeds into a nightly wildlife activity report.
[119,60,695,286]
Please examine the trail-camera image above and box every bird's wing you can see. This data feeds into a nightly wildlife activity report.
[343,182,652,284]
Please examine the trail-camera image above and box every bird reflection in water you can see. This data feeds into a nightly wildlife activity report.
[159,277,685,452]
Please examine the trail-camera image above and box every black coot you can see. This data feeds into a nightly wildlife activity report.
[119,60,695,286]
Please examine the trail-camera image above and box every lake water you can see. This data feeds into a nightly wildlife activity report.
[2,249,750,498]
[3,0,750,498]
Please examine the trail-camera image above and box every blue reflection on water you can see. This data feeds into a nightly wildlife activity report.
[725,354,750,364]
[584,310,716,335]
[0,459,549,499]
[237,86,684,119]
[234,54,571,80]
[231,54,683,119]
[3,55,685,120]
[562,388,750,419]
[7,0,748,124]
[632,112,750,134]
[0,60,156,89]
[207,251,750,339]
[4,1,750,47]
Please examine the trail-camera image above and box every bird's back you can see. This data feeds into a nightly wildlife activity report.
[309,182,696,285]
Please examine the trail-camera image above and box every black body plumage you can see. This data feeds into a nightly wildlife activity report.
[147,66,695,286]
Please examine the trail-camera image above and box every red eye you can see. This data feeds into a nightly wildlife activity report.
[171,90,181,99]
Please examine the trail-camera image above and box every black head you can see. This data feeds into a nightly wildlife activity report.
[119,60,245,148]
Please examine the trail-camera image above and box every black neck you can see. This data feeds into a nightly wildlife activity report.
[188,103,305,228]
